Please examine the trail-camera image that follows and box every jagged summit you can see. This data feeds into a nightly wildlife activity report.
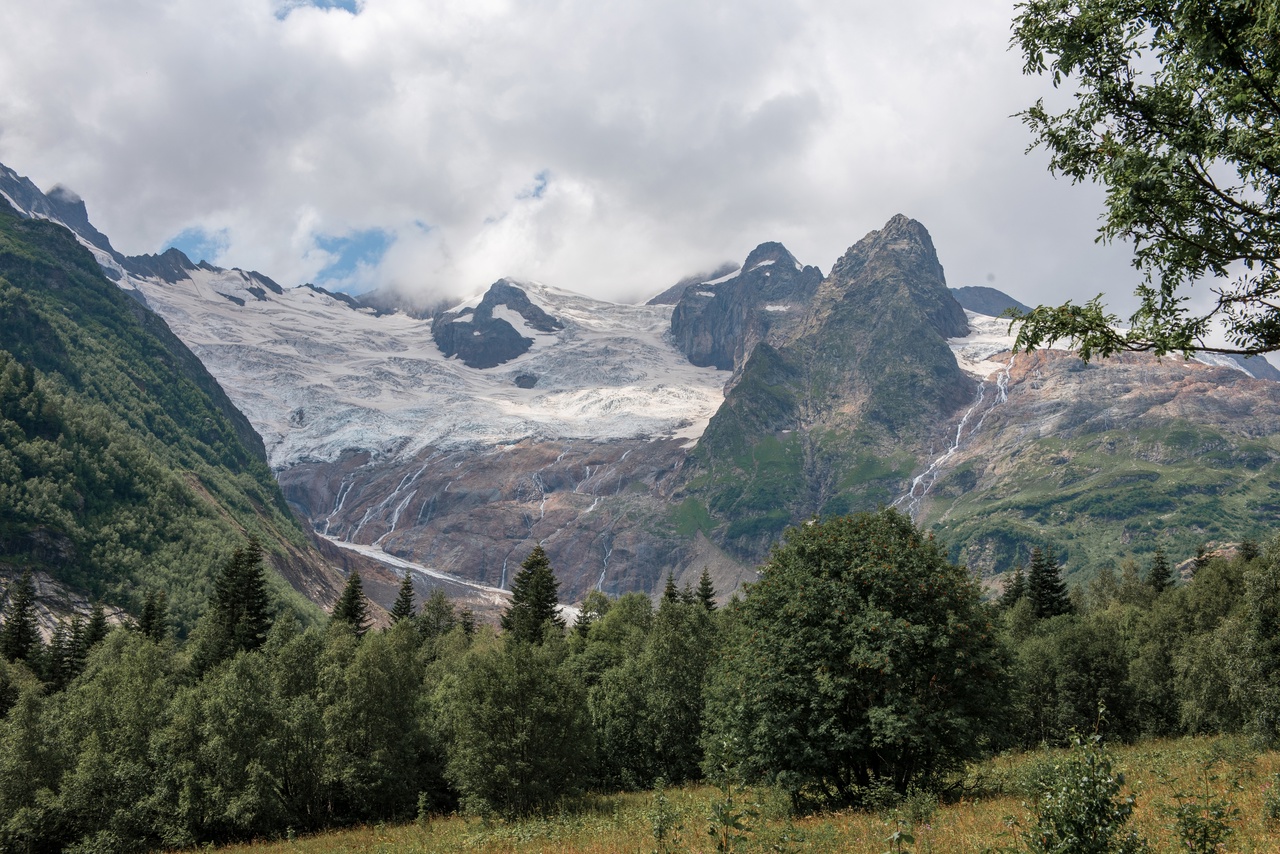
[823,214,968,339]
[669,240,823,372]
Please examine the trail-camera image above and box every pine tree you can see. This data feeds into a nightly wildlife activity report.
[0,570,41,664]
[500,545,564,644]
[696,568,717,612]
[999,565,1027,610]
[389,571,416,625]
[1241,538,1261,563]
[333,570,370,636]
[1147,546,1173,594]
[1027,547,1072,619]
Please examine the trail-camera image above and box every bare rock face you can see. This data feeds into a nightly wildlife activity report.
[432,279,565,369]
[279,438,754,603]
[669,242,823,372]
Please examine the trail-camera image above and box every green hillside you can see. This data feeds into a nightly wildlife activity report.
[0,203,323,631]
[931,417,1279,580]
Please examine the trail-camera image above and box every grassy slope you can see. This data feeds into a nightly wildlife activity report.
[0,204,322,631]
[930,418,1280,581]
[212,737,1280,853]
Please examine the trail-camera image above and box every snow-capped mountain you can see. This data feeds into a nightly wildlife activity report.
[6,160,1279,603]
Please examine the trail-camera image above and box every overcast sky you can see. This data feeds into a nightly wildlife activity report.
[0,0,1152,313]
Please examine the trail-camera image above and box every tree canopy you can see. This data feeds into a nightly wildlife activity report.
[1012,0,1280,358]
[703,509,1008,805]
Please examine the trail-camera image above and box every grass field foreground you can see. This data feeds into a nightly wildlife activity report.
[212,737,1280,853]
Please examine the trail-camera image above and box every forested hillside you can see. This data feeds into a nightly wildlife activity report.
[0,202,341,632]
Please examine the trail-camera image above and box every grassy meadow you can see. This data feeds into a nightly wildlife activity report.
[213,737,1280,853]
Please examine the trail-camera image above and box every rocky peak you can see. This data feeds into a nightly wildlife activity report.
[670,241,822,372]
[432,279,565,369]
[826,214,968,339]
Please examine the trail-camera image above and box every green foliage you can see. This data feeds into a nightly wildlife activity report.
[1029,547,1073,619]
[590,595,718,789]
[436,635,592,817]
[1012,0,1280,357]
[331,570,369,636]
[1024,732,1148,854]
[500,545,565,644]
[703,508,1008,807]
[194,538,276,670]
[0,205,319,633]
[1146,547,1173,594]
[389,571,416,625]
[0,570,41,664]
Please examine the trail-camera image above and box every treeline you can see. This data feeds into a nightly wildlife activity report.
[0,510,1278,852]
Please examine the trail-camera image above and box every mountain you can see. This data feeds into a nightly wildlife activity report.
[4,161,1276,601]
[0,197,350,632]
[950,285,1032,316]
[679,216,976,557]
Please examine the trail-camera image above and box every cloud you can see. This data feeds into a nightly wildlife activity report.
[0,0,1143,309]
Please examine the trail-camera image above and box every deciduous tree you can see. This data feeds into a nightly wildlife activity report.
[1012,0,1280,358]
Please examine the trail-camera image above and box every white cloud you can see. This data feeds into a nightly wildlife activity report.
[0,0,1142,308]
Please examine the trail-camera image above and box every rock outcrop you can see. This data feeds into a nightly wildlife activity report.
[432,279,565,369]
[669,242,822,372]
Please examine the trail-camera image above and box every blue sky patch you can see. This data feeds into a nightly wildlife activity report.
[165,227,229,265]
[315,227,394,292]
[275,0,359,20]
[518,170,550,200]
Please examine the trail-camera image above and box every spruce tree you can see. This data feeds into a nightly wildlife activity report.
[0,570,41,664]
[999,565,1027,610]
[1147,546,1173,594]
[696,568,717,612]
[1027,547,1072,619]
[333,570,370,635]
[500,545,564,644]
[661,573,680,603]
[389,571,416,625]
[82,602,109,648]
[210,538,274,657]
[137,589,168,641]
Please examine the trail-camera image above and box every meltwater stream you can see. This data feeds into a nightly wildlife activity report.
[893,355,1014,519]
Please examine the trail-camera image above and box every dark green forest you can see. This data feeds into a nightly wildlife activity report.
[2,508,1278,852]
[0,203,322,631]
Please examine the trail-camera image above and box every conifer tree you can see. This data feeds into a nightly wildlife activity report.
[419,588,458,640]
[137,589,168,641]
[333,570,370,636]
[1027,547,1072,619]
[696,568,717,612]
[1147,546,1173,594]
[0,570,41,664]
[500,545,564,644]
[999,565,1027,610]
[661,573,680,603]
[389,571,416,625]
[209,538,274,658]
[82,602,109,649]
